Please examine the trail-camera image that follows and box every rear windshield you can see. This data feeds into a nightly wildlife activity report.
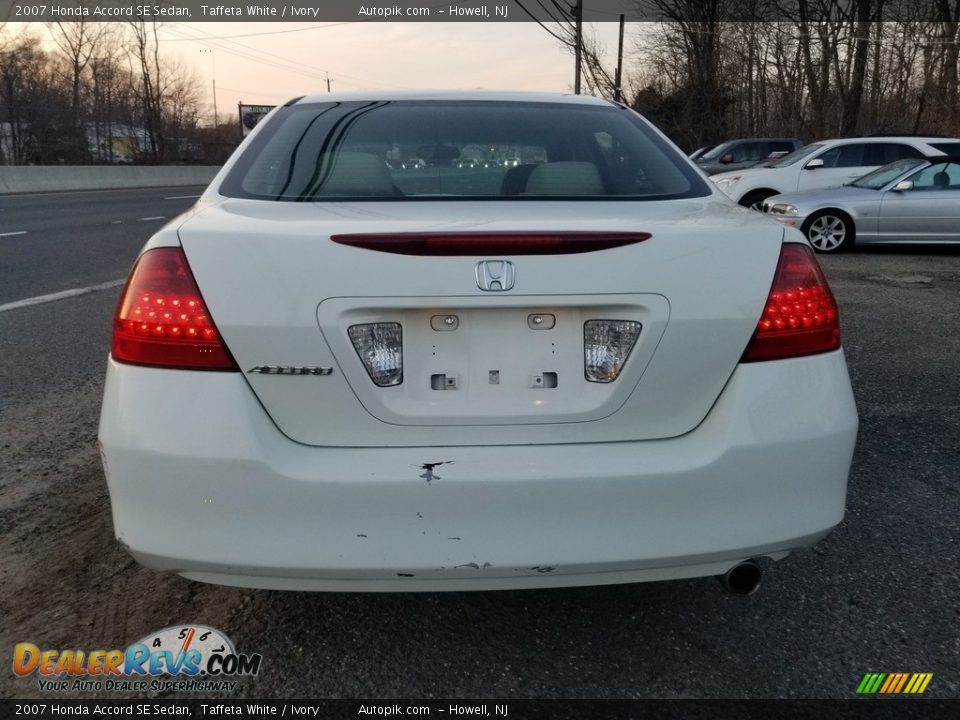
[219,101,710,201]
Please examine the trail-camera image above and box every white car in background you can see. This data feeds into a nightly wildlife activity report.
[712,136,960,209]
[99,91,858,594]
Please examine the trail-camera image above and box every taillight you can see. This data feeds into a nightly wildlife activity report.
[112,247,238,371]
[741,243,840,362]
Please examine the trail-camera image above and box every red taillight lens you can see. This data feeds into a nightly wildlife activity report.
[741,243,841,362]
[112,247,238,371]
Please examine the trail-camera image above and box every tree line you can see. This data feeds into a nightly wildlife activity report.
[0,20,234,165]
[2,1,959,164]
[569,0,960,150]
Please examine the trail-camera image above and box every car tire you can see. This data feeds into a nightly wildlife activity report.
[802,210,855,254]
[739,191,775,212]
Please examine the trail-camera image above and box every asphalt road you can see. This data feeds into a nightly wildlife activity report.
[0,186,205,306]
[0,190,958,700]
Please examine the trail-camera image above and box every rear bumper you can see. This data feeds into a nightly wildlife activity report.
[98,351,858,591]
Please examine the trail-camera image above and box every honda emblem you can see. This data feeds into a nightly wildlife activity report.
[475,260,515,291]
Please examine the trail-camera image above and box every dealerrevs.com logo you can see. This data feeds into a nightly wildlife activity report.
[13,625,262,693]
[856,672,933,695]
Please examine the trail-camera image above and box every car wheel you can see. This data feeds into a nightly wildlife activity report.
[739,191,774,212]
[803,211,854,254]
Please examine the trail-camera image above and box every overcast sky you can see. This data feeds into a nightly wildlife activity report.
[0,19,655,124]
[23,21,634,116]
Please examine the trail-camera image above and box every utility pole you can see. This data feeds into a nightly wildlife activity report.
[201,49,218,126]
[325,72,332,92]
[574,0,583,94]
[614,14,625,102]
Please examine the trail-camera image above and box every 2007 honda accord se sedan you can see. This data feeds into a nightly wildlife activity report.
[98,91,858,593]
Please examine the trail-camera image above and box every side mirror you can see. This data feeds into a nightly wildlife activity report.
[892,180,913,192]
[720,153,734,164]
[804,158,825,169]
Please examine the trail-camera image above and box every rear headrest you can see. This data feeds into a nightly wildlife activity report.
[524,162,604,196]
[500,164,538,195]
[314,151,395,196]
[933,171,949,188]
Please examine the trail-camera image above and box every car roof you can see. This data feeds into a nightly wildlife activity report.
[293,90,615,106]
[715,137,801,143]
[816,136,958,145]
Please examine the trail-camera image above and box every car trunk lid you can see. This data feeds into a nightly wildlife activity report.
[177,197,782,447]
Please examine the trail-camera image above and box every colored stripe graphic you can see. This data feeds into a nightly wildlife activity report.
[857,672,932,694]
[893,673,909,693]
[879,674,897,693]
[868,673,886,693]
[885,673,908,693]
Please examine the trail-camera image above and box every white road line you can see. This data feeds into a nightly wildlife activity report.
[111,220,123,224]
[164,194,200,200]
[138,216,165,221]
[4,186,207,199]
[0,279,125,314]
[0,230,27,237]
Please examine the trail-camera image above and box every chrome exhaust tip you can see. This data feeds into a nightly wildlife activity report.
[721,560,763,596]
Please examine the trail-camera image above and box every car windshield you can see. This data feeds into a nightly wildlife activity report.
[929,142,960,154]
[698,142,735,161]
[850,158,927,189]
[767,144,824,168]
[220,100,709,201]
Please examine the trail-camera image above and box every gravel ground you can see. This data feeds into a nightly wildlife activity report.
[1,246,957,701]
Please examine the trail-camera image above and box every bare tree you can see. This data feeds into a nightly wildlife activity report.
[47,13,107,161]
[629,0,734,147]
[89,27,133,163]
[127,17,165,163]
[0,33,69,163]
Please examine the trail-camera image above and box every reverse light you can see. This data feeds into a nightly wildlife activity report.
[741,243,840,362]
[112,247,237,371]
[348,323,403,386]
[584,320,642,383]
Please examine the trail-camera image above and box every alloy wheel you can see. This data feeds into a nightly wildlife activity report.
[807,214,848,252]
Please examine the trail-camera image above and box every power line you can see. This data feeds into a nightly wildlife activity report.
[175,25,413,89]
[162,26,333,84]
[513,0,572,44]
[157,24,354,42]
[162,25,413,91]
[549,0,576,22]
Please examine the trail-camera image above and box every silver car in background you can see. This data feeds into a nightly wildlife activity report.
[763,156,960,252]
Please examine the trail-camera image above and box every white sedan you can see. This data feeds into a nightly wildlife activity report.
[99,91,858,593]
